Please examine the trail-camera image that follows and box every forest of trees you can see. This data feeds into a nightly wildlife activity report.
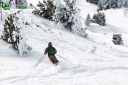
[32,0,87,38]
[87,0,128,10]
[7,0,28,8]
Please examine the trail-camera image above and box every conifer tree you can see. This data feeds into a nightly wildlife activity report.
[112,34,124,45]
[1,10,32,55]
[32,0,87,37]
[85,14,91,26]
[92,12,106,26]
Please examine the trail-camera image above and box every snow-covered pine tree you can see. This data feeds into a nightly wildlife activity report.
[92,12,106,26]
[32,0,56,20]
[54,0,75,29]
[54,0,87,37]
[15,0,28,8]
[2,20,10,42]
[98,0,128,9]
[86,0,99,4]
[32,1,43,16]
[52,0,67,23]
[1,10,32,55]
[112,34,124,45]
[87,0,128,9]
[117,0,128,8]
[110,0,118,8]
[32,0,87,37]
[1,13,21,50]
[2,14,14,43]
[98,0,108,5]
[7,0,14,6]
[6,0,28,8]
[85,14,91,26]
[98,0,111,11]
[14,11,32,55]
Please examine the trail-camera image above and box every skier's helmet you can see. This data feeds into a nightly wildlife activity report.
[48,42,52,47]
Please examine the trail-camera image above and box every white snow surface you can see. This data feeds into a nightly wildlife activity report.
[0,0,128,85]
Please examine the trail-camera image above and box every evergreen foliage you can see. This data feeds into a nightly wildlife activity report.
[1,11,21,50]
[85,14,91,26]
[86,0,99,5]
[112,34,124,45]
[32,0,56,20]
[87,0,128,11]
[1,10,32,55]
[92,12,106,26]
[32,0,87,37]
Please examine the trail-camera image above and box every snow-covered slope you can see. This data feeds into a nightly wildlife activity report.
[0,0,128,85]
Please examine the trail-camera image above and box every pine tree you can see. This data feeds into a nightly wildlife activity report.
[92,12,106,26]
[112,34,124,45]
[33,0,87,38]
[1,10,32,55]
[118,0,128,8]
[33,0,56,20]
[67,0,87,37]
[15,0,28,8]
[85,14,91,26]
[87,0,128,9]
[98,0,128,9]
[86,0,99,4]
[1,13,21,50]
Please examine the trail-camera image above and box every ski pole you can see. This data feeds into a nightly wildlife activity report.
[57,54,72,63]
[33,54,45,67]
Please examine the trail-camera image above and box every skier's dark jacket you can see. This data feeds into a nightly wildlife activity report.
[44,42,57,56]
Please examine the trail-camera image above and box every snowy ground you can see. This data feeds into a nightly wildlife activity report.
[0,0,128,85]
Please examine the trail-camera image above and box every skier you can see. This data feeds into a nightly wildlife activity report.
[44,42,59,65]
